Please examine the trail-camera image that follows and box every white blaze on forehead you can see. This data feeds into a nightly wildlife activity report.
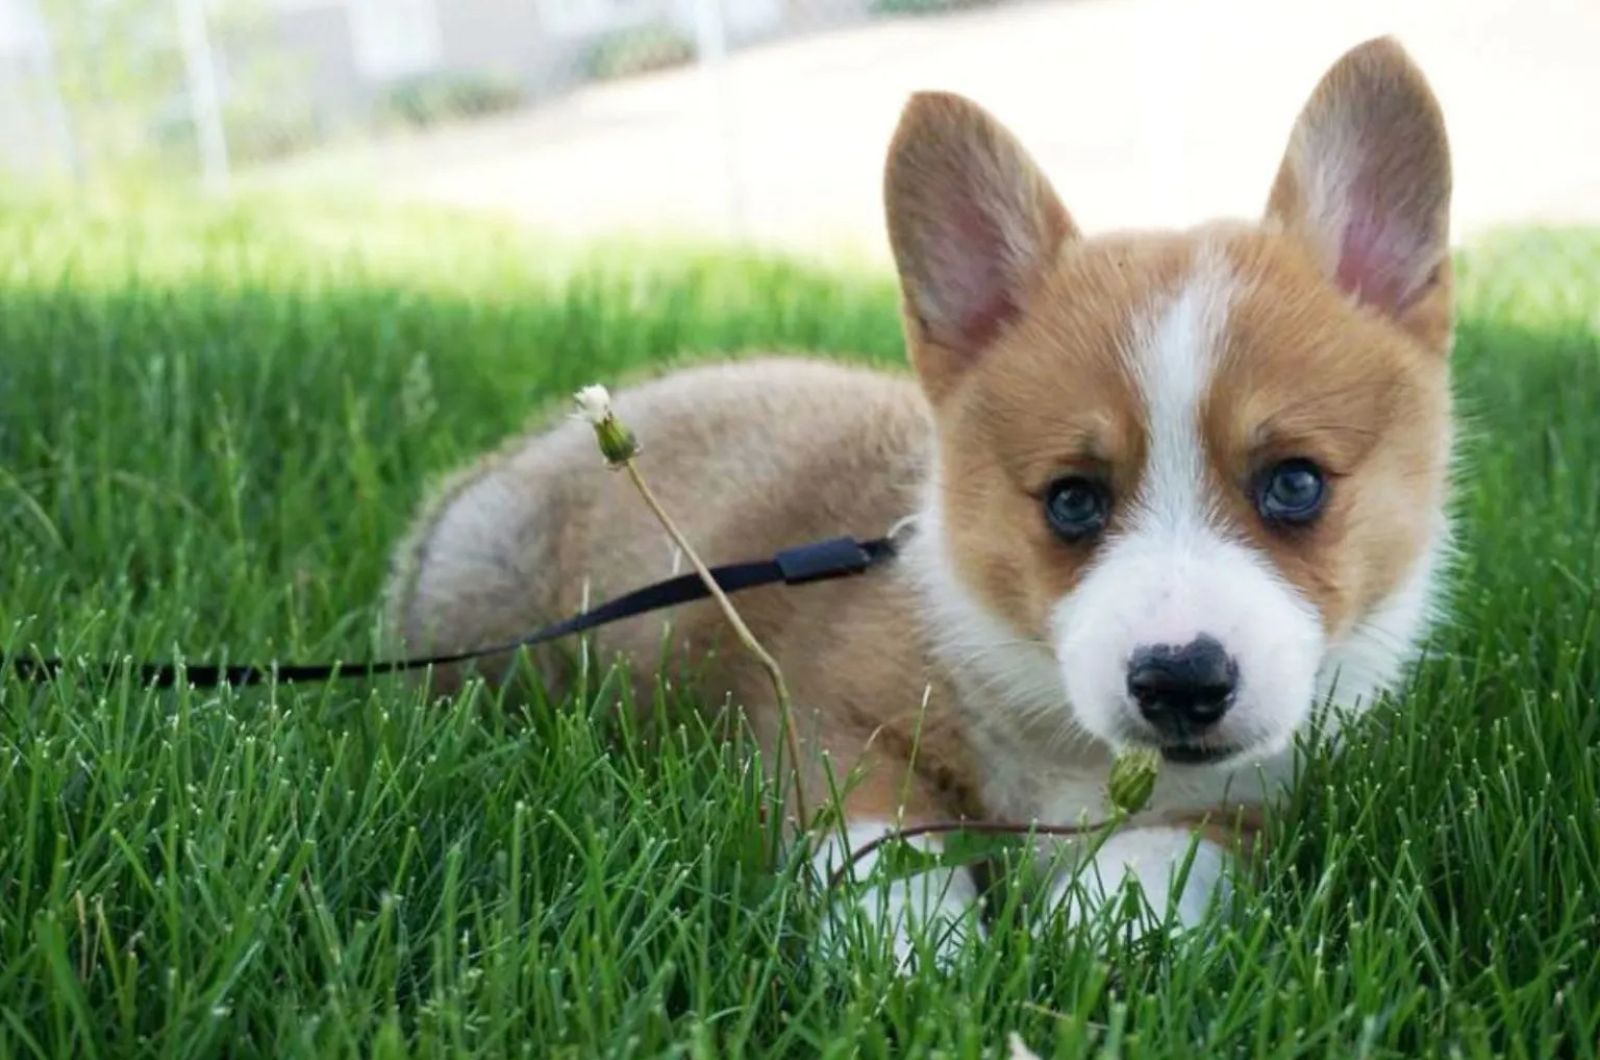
[1123,247,1235,533]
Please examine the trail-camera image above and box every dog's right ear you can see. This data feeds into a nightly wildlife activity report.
[885,93,1077,402]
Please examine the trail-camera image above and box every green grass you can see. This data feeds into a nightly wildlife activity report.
[1,196,1597,1058]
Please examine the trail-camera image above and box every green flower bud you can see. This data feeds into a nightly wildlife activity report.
[573,384,639,466]
[1107,746,1160,815]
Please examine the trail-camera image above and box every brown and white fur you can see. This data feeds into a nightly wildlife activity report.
[388,39,1454,963]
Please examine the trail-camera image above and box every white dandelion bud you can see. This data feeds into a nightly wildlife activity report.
[572,384,638,466]
[572,384,612,424]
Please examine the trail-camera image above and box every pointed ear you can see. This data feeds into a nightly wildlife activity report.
[885,92,1077,400]
[1267,38,1453,351]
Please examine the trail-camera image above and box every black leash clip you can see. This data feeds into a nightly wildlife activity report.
[774,536,876,584]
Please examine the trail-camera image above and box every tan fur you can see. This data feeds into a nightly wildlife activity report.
[389,37,1455,917]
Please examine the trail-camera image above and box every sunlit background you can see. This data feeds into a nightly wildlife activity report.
[3,0,1598,259]
[2,4,1600,1052]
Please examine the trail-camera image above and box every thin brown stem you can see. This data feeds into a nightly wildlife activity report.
[824,819,1115,891]
[621,460,811,832]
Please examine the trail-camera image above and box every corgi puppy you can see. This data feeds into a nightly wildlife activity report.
[388,37,1454,962]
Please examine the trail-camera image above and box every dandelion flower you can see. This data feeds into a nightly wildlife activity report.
[573,384,613,424]
[572,384,638,465]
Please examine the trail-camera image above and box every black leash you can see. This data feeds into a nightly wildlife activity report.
[1,534,898,689]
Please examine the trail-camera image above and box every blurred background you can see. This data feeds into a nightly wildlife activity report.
[3,0,1598,261]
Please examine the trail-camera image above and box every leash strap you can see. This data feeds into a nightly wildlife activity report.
[1,535,897,689]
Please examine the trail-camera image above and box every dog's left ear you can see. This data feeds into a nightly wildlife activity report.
[1267,37,1453,352]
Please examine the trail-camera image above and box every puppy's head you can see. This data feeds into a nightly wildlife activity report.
[890,39,1453,764]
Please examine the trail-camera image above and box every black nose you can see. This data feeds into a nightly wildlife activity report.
[1127,636,1238,734]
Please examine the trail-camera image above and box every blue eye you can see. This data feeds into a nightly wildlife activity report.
[1258,459,1327,524]
[1045,477,1111,541]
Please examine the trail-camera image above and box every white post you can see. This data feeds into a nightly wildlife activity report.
[174,0,231,195]
[22,0,83,180]
[693,0,746,238]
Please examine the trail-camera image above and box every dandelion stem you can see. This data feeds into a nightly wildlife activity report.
[823,818,1113,891]
[619,460,812,834]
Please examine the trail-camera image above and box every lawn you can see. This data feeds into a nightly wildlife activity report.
[0,197,1597,1058]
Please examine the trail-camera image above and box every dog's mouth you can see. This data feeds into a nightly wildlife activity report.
[1158,743,1242,766]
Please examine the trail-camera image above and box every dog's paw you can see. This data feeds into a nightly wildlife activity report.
[819,872,982,971]
[812,823,983,972]
[1045,826,1229,934]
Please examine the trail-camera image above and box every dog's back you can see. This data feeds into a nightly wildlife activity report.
[387,356,933,698]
